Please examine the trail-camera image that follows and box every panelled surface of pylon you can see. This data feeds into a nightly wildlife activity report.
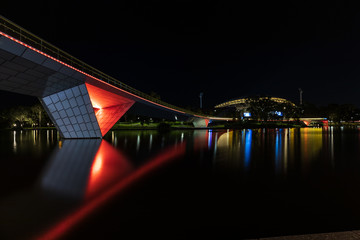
[192,118,210,128]
[94,104,134,136]
[41,84,102,138]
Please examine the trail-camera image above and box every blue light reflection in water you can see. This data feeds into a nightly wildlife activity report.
[208,129,212,149]
[275,129,282,172]
[244,129,252,170]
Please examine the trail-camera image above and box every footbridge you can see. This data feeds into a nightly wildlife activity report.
[0,16,231,138]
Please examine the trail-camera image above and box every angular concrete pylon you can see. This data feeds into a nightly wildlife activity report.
[85,83,135,136]
[192,118,210,128]
[40,84,102,138]
[41,83,135,139]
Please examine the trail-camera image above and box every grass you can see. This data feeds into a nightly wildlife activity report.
[111,121,193,130]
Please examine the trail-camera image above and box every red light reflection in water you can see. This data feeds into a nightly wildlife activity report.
[194,130,209,151]
[37,141,187,240]
[85,141,133,200]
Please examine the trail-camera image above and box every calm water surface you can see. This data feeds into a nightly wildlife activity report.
[1,127,360,239]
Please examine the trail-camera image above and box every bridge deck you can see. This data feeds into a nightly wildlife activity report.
[0,15,224,120]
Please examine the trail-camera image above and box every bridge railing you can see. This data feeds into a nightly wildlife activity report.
[0,15,206,117]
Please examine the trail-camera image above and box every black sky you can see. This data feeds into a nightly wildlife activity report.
[2,1,360,108]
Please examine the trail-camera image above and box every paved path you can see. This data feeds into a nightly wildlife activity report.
[251,230,360,240]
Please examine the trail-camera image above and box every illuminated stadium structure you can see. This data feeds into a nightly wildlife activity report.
[215,96,295,109]
[214,96,296,119]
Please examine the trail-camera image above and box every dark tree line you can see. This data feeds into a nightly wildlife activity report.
[301,102,360,123]
[0,103,52,129]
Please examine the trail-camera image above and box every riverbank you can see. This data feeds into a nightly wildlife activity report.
[112,120,360,129]
[111,121,305,130]
[4,121,360,132]
[219,120,304,129]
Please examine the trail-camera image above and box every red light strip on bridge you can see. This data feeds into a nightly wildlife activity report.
[0,31,191,116]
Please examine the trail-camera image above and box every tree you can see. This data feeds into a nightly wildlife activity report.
[9,106,31,127]
[246,97,277,121]
[30,104,43,127]
[324,104,357,123]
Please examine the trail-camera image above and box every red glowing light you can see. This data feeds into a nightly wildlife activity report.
[85,83,135,136]
[95,105,133,136]
[303,120,311,126]
[204,119,210,127]
[85,140,133,200]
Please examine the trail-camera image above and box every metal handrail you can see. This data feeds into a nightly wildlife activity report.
[0,15,206,117]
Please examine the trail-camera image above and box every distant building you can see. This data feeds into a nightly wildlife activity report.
[214,96,296,119]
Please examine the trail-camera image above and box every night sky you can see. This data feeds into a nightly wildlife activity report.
[2,1,360,109]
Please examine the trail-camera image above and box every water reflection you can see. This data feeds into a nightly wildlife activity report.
[0,128,354,239]
[13,130,16,152]
[213,128,327,174]
[85,140,133,200]
[275,129,281,172]
[10,129,57,154]
[0,132,189,240]
[41,139,134,201]
[244,129,252,170]
[39,139,187,240]
[41,139,102,199]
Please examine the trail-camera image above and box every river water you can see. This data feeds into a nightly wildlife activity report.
[1,127,360,239]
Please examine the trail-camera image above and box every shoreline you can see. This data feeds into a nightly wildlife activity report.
[2,125,359,132]
[2,121,360,132]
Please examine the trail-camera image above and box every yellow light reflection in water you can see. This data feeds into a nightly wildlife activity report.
[13,130,16,152]
[216,130,239,167]
[216,130,250,170]
[217,130,233,148]
[284,128,288,175]
[300,128,323,171]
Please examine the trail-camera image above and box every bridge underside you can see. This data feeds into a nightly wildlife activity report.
[0,33,137,138]
[40,83,134,138]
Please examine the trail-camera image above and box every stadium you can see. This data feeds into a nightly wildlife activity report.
[214,96,296,119]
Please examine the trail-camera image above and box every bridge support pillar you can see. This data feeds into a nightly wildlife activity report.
[41,84,102,138]
[192,118,210,128]
[41,83,134,139]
